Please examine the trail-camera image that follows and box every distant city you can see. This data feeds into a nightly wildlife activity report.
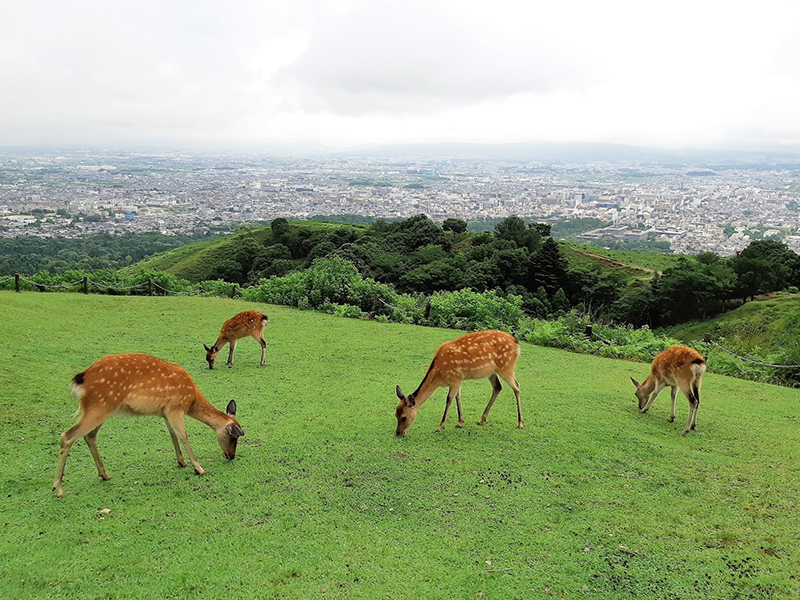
[2,146,800,256]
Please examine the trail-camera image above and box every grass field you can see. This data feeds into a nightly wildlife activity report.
[664,293,800,351]
[562,243,685,277]
[1,293,799,599]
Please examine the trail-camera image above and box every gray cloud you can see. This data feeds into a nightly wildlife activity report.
[276,1,587,115]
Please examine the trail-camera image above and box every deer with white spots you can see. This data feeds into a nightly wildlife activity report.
[53,353,244,498]
[631,345,707,435]
[394,330,523,436]
[204,310,269,369]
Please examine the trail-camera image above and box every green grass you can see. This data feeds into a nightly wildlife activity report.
[125,227,273,282]
[563,242,687,276]
[664,293,800,350]
[561,244,656,280]
[2,292,799,598]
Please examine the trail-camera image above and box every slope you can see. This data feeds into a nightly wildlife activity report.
[1,292,798,599]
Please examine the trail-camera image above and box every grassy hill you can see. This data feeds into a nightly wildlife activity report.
[2,293,799,598]
[561,242,685,280]
[124,226,274,282]
[126,220,679,287]
[663,293,800,350]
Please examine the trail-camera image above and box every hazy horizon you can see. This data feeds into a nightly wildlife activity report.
[4,1,800,152]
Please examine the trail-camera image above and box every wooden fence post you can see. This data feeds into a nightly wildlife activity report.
[15,273,20,293]
[424,298,432,320]
[148,279,154,296]
[230,284,237,298]
[82,276,89,294]
[585,324,593,339]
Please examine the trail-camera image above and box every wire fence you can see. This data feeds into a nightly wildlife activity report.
[1,273,242,298]
[702,334,800,369]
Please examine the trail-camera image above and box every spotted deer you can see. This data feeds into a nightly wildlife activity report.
[395,330,523,436]
[53,353,245,498]
[631,345,707,435]
[204,310,269,369]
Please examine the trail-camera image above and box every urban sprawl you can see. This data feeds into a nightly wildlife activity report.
[2,151,800,256]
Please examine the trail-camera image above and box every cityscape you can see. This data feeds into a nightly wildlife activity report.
[2,147,800,256]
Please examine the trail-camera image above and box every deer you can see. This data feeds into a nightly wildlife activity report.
[394,330,523,436]
[630,345,707,435]
[53,353,245,498]
[204,310,269,369]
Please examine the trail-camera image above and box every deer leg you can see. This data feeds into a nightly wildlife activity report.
[683,395,699,436]
[454,387,465,428]
[54,411,110,498]
[163,417,188,467]
[259,336,267,367]
[227,340,237,367]
[84,424,111,481]
[690,385,701,431]
[437,387,457,432]
[504,373,524,429]
[165,412,205,474]
[669,386,678,422]
[477,374,503,426]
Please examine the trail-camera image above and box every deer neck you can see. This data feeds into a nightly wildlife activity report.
[411,365,441,407]
[188,395,230,430]
[640,375,658,396]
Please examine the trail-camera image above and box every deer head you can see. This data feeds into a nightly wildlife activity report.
[395,386,418,437]
[217,399,245,459]
[204,343,220,369]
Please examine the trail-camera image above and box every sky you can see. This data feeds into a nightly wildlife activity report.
[3,0,800,151]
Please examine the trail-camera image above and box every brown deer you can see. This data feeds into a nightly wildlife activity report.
[53,353,245,498]
[204,310,269,369]
[631,345,707,435]
[395,330,523,436]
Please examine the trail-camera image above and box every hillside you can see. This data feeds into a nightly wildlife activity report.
[125,226,274,282]
[127,219,672,288]
[560,244,658,281]
[664,293,800,349]
[563,242,686,274]
[2,292,799,598]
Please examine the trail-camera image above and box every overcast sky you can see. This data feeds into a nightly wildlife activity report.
[3,0,800,151]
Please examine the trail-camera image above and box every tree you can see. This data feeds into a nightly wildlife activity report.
[730,240,800,300]
[385,215,447,252]
[529,238,568,296]
[442,218,468,234]
[270,218,290,238]
[655,257,735,323]
[495,217,541,251]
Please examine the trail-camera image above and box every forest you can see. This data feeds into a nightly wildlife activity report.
[3,215,799,330]
[0,231,217,275]
[199,215,800,328]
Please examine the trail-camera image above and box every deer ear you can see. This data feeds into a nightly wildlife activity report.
[203,343,211,352]
[228,423,244,437]
[630,377,640,388]
[405,395,416,408]
[395,385,405,400]
[226,399,237,416]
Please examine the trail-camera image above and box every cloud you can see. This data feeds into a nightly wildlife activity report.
[275,0,587,115]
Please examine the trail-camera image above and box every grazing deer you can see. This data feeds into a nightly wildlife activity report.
[395,330,523,436]
[53,353,245,498]
[631,345,707,435]
[204,310,269,369]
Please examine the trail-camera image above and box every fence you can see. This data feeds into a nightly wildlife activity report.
[1,273,241,298]
[4,271,799,379]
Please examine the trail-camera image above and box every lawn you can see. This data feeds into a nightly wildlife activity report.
[1,292,798,598]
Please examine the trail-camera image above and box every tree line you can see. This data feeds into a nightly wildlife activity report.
[202,215,800,327]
